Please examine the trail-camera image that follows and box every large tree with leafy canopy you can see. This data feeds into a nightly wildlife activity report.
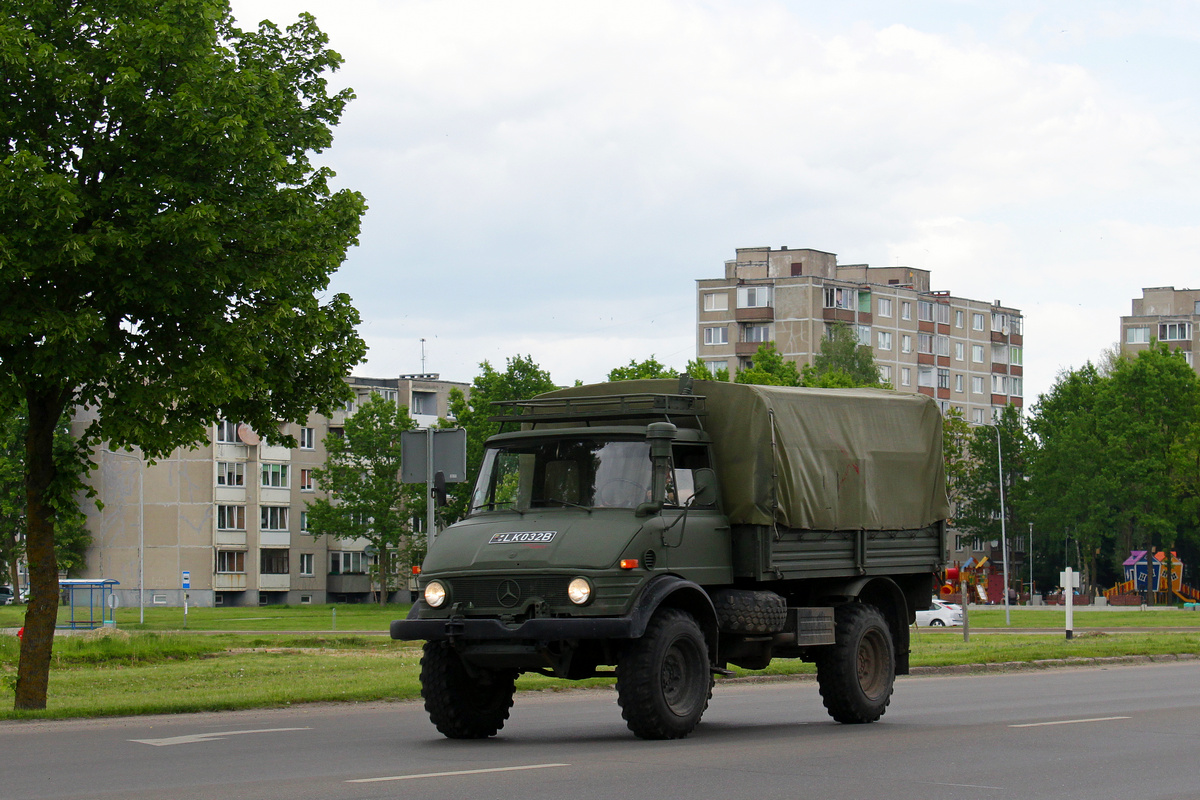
[0,1,366,709]
[442,356,557,525]
[306,394,419,605]
[802,322,883,388]
[607,356,677,382]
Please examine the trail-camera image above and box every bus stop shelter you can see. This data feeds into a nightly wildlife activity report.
[58,579,120,630]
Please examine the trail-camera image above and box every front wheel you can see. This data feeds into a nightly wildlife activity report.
[930,618,946,627]
[616,608,713,739]
[815,603,895,724]
[420,641,517,739]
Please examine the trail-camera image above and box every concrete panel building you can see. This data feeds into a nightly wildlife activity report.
[697,246,1025,423]
[74,373,467,609]
[1120,286,1199,372]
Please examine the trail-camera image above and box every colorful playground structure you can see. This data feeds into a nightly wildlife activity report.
[1104,551,1200,605]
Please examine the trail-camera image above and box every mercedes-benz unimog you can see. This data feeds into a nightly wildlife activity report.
[391,378,949,740]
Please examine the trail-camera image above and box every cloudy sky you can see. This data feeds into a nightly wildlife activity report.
[229,0,1200,405]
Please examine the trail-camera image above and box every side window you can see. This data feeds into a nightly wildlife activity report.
[669,445,716,507]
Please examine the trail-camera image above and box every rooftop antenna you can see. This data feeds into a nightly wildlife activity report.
[420,338,427,373]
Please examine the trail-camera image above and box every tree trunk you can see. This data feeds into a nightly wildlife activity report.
[15,385,68,711]
[377,547,389,606]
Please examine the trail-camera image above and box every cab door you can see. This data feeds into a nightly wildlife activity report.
[659,444,732,585]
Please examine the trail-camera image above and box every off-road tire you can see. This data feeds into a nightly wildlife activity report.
[815,603,895,724]
[420,641,517,739]
[711,589,787,634]
[616,608,713,739]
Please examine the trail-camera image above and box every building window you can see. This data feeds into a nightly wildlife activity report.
[822,286,856,310]
[992,374,1008,394]
[744,325,770,343]
[992,312,1010,333]
[1160,322,1192,341]
[937,368,950,390]
[972,408,985,424]
[878,297,892,317]
[937,304,950,324]
[261,549,289,575]
[216,550,245,573]
[299,427,315,450]
[900,368,911,387]
[216,420,240,443]
[300,468,314,491]
[954,342,964,361]
[880,365,892,383]
[217,505,246,531]
[918,300,935,322]
[1010,346,1023,366]
[901,302,912,321]
[704,326,729,345]
[936,335,950,357]
[972,376,984,395]
[299,553,314,576]
[917,333,933,354]
[706,360,727,376]
[972,344,984,363]
[1126,326,1150,344]
[955,374,964,393]
[918,366,935,388]
[901,335,912,354]
[703,292,729,312]
[737,286,773,308]
[261,506,289,531]
[330,551,366,575]
[991,343,1008,365]
[1010,377,1023,397]
[972,313,985,331]
[1011,316,1023,335]
[217,462,244,487]
[955,310,964,328]
[300,510,309,532]
[261,463,290,488]
[411,391,437,415]
[877,331,892,351]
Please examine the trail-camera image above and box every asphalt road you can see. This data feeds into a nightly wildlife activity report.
[2,661,1197,800]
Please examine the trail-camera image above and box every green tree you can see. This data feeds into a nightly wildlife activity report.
[735,342,801,386]
[0,404,91,595]
[684,359,728,382]
[443,356,558,524]
[607,356,677,382]
[306,394,419,605]
[941,407,973,521]
[802,322,883,387]
[0,2,366,709]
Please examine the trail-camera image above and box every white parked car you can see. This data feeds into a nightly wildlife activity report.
[915,597,963,627]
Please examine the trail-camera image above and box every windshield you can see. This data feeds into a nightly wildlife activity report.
[470,438,652,514]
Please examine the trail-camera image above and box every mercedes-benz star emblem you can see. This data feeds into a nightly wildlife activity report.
[497,579,521,608]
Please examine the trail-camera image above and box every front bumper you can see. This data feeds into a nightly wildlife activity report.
[390,615,638,642]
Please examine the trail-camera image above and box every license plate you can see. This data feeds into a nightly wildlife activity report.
[488,531,557,544]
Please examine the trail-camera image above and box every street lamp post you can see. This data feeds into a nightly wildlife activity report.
[991,424,1012,626]
[104,448,144,624]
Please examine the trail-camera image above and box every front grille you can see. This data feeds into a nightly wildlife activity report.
[450,576,569,609]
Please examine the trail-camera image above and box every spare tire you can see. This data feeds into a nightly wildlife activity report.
[711,589,787,634]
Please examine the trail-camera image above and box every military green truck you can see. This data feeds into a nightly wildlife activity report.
[391,378,949,740]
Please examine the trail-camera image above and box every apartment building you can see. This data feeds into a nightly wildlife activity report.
[74,373,467,608]
[696,246,1025,423]
[1120,286,1199,372]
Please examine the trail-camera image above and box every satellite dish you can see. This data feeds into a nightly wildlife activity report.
[237,424,261,445]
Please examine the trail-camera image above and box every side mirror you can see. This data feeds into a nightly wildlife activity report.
[433,471,448,507]
[691,468,717,507]
[635,500,661,518]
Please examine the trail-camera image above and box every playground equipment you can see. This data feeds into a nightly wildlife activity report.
[1105,551,1200,604]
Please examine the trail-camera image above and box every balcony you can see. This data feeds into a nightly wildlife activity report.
[327,574,371,594]
[214,573,247,591]
[735,306,774,322]
[259,530,290,548]
[215,530,247,547]
[259,574,290,591]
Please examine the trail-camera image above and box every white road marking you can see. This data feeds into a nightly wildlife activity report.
[1009,716,1131,728]
[348,763,571,783]
[131,727,312,746]
[926,782,1006,790]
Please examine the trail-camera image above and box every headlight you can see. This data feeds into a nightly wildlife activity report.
[567,577,593,605]
[424,580,448,608]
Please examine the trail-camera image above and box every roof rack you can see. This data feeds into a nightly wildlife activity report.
[490,393,706,429]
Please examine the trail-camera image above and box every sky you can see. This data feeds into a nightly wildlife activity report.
[229,0,1200,405]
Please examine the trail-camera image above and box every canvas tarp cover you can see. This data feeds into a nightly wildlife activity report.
[539,380,950,531]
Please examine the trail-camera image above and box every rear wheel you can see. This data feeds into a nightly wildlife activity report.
[930,618,946,627]
[815,603,895,724]
[420,641,516,739]
[616,608,712,739]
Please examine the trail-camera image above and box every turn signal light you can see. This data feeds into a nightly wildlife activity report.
[411,565,422,575]
[620,559,639,570]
